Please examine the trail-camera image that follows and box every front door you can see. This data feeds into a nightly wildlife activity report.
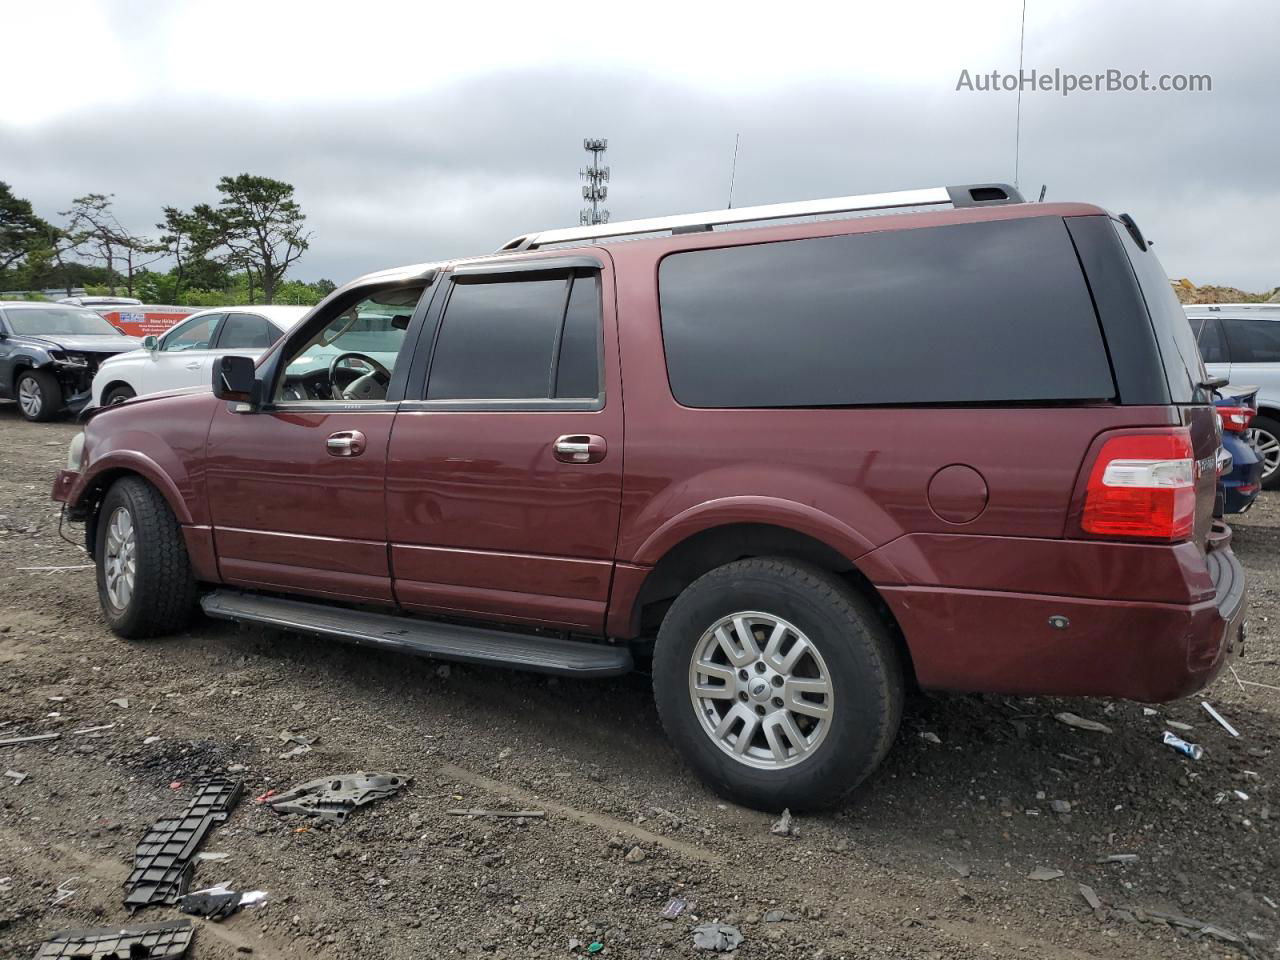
[385,258,624,632]
[205,284,430,605]
[145,311,225,394]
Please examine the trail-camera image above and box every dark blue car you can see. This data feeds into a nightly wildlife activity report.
[1216,387,1263,514]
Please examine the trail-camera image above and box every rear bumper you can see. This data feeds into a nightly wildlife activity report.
[881,536,1246,703]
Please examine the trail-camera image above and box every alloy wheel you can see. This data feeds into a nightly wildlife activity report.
[104,506,138,611]
[1249,426,1280,483]
[18,377,42,418]
[688,611,834,770]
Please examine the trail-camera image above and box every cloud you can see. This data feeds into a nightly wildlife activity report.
[1,0,1276,289]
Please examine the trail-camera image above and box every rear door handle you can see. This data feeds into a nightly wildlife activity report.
[326,430,366,457]
[554,434,607,464]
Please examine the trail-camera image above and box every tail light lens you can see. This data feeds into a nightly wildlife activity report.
[1217,405,1255,433]
[1082,430,1196,541]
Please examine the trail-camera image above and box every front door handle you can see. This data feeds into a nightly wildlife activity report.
[326,430,366,457]
[185,361,201,370]
[553,434,607,464]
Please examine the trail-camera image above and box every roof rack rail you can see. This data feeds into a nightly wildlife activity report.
[500,182,1023,251]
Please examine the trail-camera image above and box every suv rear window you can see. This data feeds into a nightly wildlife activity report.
[658,217,1114,408]
[1222,318,1280,364]
[1111,222,1207,403]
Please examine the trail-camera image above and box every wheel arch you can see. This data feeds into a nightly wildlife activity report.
[618,521,916,685]
[99,378,137,405]
[75,461,192,555]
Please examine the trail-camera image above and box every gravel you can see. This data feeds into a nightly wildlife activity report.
[0,409,1277,958]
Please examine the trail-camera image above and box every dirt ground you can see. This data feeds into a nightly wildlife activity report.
[0,406,1276,960]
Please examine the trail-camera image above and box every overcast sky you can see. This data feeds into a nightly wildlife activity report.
[3,0,1277,289]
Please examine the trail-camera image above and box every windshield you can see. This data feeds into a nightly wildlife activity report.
[5,307,123,337]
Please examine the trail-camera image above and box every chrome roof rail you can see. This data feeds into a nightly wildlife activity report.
[500,183,1023,251]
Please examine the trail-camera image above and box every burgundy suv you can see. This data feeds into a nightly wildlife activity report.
[53,183,1246,810]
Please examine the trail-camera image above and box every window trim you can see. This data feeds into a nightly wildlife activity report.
[212,311,274,351]
[412,266,606,410]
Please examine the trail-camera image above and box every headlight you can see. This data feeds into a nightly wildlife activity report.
[51,351,89,366]
[66,432,86,471]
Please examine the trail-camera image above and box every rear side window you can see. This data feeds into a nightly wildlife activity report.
[426,272,602,401]
[1112,222,1207,403]
[658,217,1114,407]
[217,313,275,350]
[1222,318,1280,364]
[1188,316,1228,364]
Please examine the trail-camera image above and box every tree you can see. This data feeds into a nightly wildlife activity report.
[0,182,52,274]
[157,205,224,301]
[62,193,163,296]
[211,174,311,304]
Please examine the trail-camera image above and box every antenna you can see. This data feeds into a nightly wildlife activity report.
[727,133,740,209]
[1014,0,1027,189]
[580,138,610,227]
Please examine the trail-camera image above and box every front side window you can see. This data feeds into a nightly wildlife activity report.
[275,287,422,402]
[1189,316,1228,364]
[217,313,275,350]
[425,272,602,401]
[162,313,223,352]
[1222,318,1280,364]
[4,306,123,337]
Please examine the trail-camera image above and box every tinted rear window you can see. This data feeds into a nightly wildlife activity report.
[658,217,1114,408]
[1222,318,1280,364]
[1112,222,1207,403]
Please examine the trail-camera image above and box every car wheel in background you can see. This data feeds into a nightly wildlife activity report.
[1248,415,1280,490]
[95,476,198,638]
[104,384,137,406]
[15,369,61,422]
[652,557,903,811]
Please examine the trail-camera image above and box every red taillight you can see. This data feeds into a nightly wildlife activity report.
[1082,430,1197,541]
[1216,405,1255,433]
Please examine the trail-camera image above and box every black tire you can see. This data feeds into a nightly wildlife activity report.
[104,384,137,406]
[1251,414,1280,491]
[15,368,61,422]
[652,558,903,812]
[95,476,198,638]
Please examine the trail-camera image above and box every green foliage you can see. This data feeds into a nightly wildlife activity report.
[0,182,54,274]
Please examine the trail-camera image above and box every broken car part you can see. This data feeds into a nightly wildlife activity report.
[123,777,242,910]
[34,919,194,959]
[178,884,267,921]
[266,772,409,825]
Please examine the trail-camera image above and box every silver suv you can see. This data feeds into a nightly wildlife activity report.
[1186,303,1280,487]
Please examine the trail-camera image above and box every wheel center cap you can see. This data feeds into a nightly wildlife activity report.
[748,677,771,701]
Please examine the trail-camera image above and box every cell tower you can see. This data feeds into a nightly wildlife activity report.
[580,138,610,226]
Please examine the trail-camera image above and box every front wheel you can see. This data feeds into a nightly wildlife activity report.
[1249,414,1280,490]
[652,558,903,811]
[95,476,198,638]
[15,369,61,422]
[104,384,137,406]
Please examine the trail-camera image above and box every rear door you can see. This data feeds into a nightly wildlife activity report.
[385,256,623,632]
[146,311,224,393]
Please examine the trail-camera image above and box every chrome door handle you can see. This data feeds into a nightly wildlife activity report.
[553,434,606,464]
[185,361,201,370]
[326,430,367,457]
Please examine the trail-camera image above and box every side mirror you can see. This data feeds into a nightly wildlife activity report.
[142,335,159,351]
[213,355,260,409]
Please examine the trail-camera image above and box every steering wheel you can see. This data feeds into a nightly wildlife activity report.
[328,352,391,400]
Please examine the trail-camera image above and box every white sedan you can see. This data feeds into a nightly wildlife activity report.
[90,305,310,406]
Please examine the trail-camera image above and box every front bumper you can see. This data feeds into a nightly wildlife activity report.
[881,528,1246,703]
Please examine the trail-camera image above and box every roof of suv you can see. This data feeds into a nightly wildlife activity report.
[185,305,312,330]
[1184,303,1280,318]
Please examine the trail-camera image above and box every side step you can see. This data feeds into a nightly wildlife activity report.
[200,589,633,678]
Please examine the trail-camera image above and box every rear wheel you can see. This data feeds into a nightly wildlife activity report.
[1249,415,1280,490]
[15,369,61,422]
[95,476,198,638]
[652,558,903,811]
[104,384,136,406]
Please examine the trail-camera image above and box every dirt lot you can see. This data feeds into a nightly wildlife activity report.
[0,407,1276,960]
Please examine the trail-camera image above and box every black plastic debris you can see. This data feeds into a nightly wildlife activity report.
[124,777,242,910]
[34,919,194,959]
[265,772,409,825]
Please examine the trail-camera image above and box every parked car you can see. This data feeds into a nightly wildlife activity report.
[89,306,310,406]
[0,301,140,421]
[1214,387,1263,514]
[1186,303,1280,488]
[53,183,1246,810]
